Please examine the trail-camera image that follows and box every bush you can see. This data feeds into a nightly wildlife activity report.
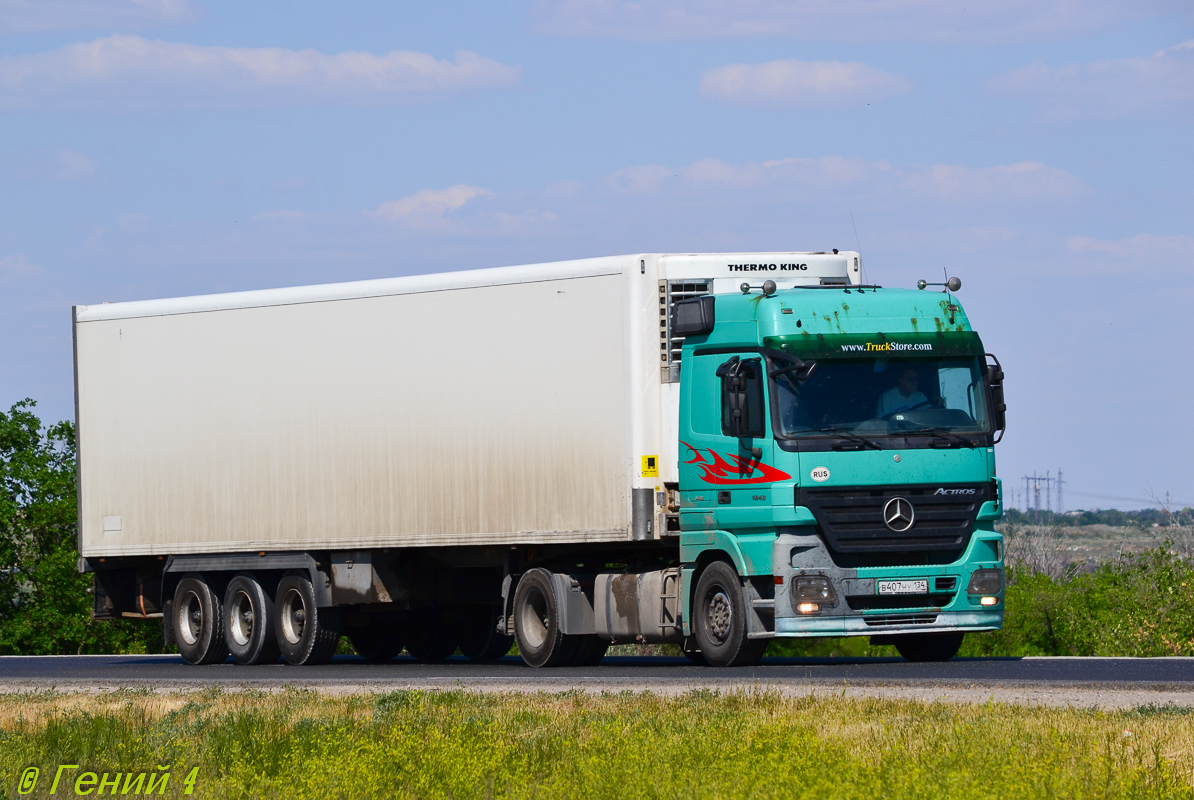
[963,548,1194,657]
[0,400,164,655]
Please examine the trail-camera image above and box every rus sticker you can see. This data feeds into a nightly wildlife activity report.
[810,466,830,483]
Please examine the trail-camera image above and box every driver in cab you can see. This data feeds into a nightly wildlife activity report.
[877,366,928,417]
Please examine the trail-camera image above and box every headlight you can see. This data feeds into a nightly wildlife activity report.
[791,575,837,613]
[968,568,1003,595]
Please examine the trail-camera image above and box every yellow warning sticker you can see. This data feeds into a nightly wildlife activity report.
[641,455,659,478]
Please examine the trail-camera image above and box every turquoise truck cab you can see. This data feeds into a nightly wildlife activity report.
[673,282,1006,664]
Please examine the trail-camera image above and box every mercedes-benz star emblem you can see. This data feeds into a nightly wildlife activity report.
[883,497,915,532]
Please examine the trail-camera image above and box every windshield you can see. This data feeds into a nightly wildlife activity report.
[774,356,991,439]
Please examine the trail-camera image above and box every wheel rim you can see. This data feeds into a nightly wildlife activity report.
[280,588,306,645]
[519,587,549,650]
[706,588,732,644]
[229,589,254,647]
[177,590,202,646]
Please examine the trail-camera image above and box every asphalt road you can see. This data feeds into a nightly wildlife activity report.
[2,654,1193,690]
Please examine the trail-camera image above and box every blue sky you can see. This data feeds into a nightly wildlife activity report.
[2,0,1191,510]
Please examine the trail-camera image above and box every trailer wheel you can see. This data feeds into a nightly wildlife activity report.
[692,561,764,667]
[404,611,458,662]
[893,632,964,662]
[512,568,578,667]
[173,575,229,665]
[223,574,280,665]
[455,607,513,662]
[345,612,404,663]
[274,573,342,666]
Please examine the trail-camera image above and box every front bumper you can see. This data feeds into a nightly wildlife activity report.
[772,528,1004,638]
[775,610,1001,637]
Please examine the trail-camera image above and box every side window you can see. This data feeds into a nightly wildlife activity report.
[689,356,722,435]
[720,358,766,438]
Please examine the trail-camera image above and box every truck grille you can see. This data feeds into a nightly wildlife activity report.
[863,613,939,627]
[846,594,954,611]
[795,482,990,568]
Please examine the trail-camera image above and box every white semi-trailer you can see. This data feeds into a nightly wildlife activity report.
[77,252,880,667]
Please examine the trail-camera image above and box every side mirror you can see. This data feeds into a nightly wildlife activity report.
[716,356,764,438]
[672,295,715,336]
[985,354,1006,442]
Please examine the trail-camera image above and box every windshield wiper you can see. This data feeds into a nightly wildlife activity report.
[813,426,883,450]
[900,426,979,448]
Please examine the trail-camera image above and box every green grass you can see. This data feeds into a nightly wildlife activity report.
[1,689,1192,799]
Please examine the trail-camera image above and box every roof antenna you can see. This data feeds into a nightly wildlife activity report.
[850,211,867,286]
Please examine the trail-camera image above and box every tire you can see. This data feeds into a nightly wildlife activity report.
[512,568,578,668]
[274,573,342,666]
[893,632,964,662]
[682,638,707,666]
[404,610,458,662]
[223,574,280,665]
[455,607,514,662]
[173,575,229,665]
[692,561,764,667]
[346,611,404,663]
[569,636,610,667]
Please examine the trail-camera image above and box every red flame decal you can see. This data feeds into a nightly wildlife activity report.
[680,441,792,485]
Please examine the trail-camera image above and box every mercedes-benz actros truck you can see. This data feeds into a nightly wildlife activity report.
[74,251,1006,667]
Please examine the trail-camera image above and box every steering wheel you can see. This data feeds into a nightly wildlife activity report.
[881,400,933,420]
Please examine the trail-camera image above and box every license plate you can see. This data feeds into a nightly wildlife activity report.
[876,579,928,595]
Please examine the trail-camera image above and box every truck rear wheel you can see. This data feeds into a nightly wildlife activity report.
[893,632,964,662]
[692,561,764,668]
[403,611,458,662]
[173,575,229,665]
[223,574,280,665]
[455,607,513,661]
[569,636,610,667]
[513,568,578,667]
[345,611,404,663]
[274,574,342,666]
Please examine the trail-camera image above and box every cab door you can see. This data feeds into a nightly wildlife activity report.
[678,352,791,530]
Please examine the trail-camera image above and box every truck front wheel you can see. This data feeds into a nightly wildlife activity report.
[274,573,342,666]
[893,632,964,662]
[173,575,230,665]
[692,561,766,668]
[512,568,577,667]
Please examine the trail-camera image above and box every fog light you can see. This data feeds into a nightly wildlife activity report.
[968,568,1003,595]
[980,596,998,606]
[797,602,820,614]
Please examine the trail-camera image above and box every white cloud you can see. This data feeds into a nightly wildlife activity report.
[2,148,95,181]
[987,40,1194,120]
[608,156,1080,202]
[116,213,148,233]
[373,185,495,227]
[700,60,909,109]
[252,209,308,222]
[0,253,37,274]
[0,35,521,110]
[0,0,197,34]
[532,0,1185,45]
[1067,233,1194,274]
